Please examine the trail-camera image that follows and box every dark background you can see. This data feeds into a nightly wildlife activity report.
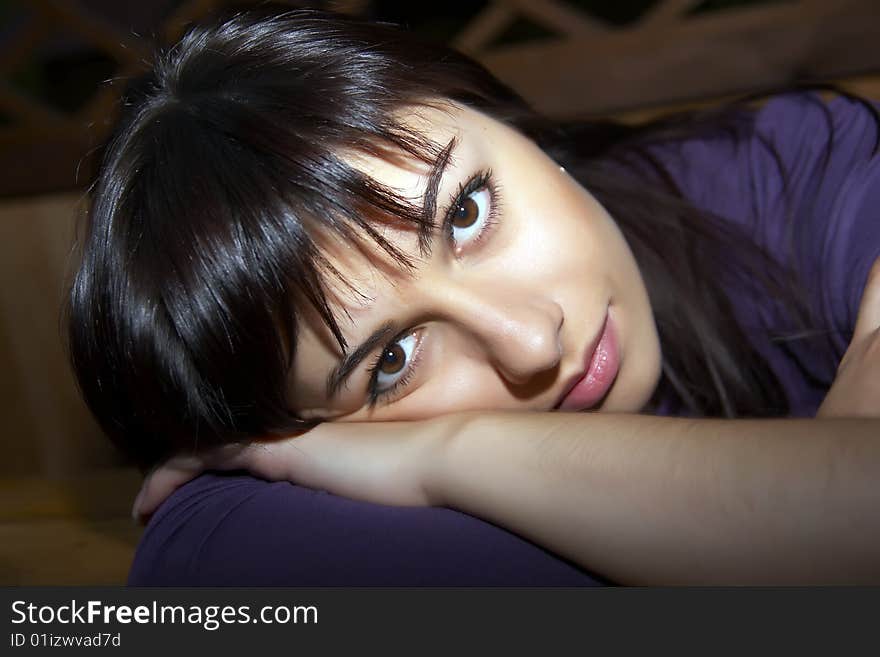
[4,0,875,197]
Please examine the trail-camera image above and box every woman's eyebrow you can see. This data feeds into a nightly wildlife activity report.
[417,137,457,256]
[325,320,400,398]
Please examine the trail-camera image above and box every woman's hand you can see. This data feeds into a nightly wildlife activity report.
[132,414,461,523]
[817,256,880,418]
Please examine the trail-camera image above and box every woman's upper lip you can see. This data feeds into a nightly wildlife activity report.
[553,313,608,410]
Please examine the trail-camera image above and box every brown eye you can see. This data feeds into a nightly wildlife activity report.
[379,344,405,374]
[448,187,492,247]
[372,332,420,396]
[452,197,479,228]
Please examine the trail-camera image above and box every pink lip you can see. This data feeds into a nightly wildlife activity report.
[554,309,620,412]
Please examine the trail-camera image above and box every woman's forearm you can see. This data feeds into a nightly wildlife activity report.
[428,412,880,584]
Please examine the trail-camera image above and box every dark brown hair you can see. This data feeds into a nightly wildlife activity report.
[66,6,850,469]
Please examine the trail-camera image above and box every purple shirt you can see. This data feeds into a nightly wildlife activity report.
[653,92,880,417]
[128,93,880,586]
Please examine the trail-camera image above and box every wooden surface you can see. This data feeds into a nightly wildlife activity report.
[0,191,121,478]
[471,0,880,117]
[608,73,880,124]
[0,468,143,585]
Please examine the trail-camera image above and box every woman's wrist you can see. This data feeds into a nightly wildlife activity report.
[421,410,485,507]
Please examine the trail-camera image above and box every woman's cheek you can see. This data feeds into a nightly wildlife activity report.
[403,361,520,419]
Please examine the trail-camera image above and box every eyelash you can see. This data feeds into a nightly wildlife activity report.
[365,170,501,406]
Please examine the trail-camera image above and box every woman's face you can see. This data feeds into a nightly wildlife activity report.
[289,103,662,422]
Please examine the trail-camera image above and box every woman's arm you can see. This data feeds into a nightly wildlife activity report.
[137,411,880,584]
[429,411,880,585]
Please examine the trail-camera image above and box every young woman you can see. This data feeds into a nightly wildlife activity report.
[67,6,880,585]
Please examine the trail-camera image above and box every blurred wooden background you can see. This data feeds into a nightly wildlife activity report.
[1,0,879,584]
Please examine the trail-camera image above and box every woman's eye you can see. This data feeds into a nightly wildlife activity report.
[373,331,419,394]
[449,187,492,247]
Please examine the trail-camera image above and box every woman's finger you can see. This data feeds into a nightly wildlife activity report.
[131,444,249,522]
[132,456,206,522]
[852,256,880,342]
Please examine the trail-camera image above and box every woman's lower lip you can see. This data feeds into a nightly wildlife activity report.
[557,312,620,411]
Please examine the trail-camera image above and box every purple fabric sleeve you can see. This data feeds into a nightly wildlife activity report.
[652,93,880,415]
[128,93,880,586]
[128,473,603,585]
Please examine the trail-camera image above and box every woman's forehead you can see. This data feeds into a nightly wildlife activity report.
[346,103,467,188]
[397,100,468,139]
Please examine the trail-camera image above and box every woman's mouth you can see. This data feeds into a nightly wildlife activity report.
[554,309,620,412]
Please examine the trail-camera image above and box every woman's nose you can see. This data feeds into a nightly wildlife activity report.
[488,303,564,384]
[423,278,564,385]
